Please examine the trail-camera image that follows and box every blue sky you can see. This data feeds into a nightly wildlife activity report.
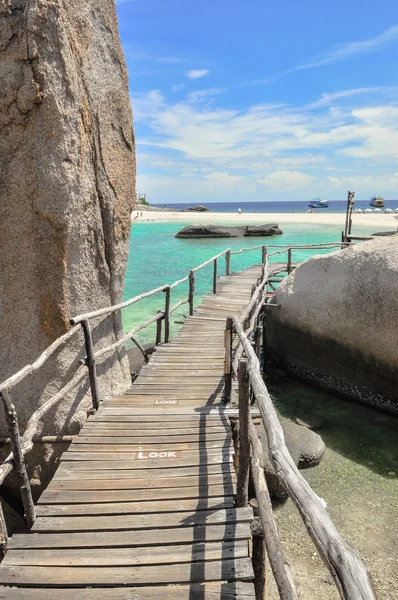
[116,0,398,202]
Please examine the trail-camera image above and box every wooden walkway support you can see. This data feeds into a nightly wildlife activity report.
[0,265,270,598]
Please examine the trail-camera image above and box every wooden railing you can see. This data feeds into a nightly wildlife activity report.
[0,240,353,558]
[224,257,377,600]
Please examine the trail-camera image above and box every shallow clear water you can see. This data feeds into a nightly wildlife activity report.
[122,219,376,343]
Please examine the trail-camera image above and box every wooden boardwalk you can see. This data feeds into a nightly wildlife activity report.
[0,265,269,599]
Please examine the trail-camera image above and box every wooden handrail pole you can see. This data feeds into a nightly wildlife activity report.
[81,319,100,412]
[164,286,171,343]
[262,312,267,372]
[225,249,231,275]
[287,248,292,274]
[237,359,250,507]
[1,389,36,529]
[188,270,195,316]
[0,499,8,558]
[224,317,233,405]
[213,258,218,294]
[261,246,267,279]
[254,324,262,360]
[156,310,163,346]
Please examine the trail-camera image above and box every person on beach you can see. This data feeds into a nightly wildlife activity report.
[238,207,242,215]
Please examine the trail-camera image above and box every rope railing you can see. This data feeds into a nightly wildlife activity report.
[0,239,356,557]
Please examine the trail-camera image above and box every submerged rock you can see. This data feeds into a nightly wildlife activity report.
[175,223,283,238]
[267,237,398,413]
[258,420,325,498]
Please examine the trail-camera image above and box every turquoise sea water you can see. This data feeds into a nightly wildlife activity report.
[122,218,379,343]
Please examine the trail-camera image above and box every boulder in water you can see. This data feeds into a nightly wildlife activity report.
[175,223,283,238]
[267,237,398,413]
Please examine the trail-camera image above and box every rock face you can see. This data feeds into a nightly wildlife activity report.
[267,238,398,413]
[0,1,135,499]
[175,223,283,238]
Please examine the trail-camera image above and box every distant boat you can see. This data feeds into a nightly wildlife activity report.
[370,195,384,207]
[309,197,329,208]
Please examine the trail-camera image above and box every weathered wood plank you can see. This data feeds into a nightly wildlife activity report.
[0,582,256,599]
[35,496,234,516]
[70,439,232,450]
[9,522,251,550]
[0,558,254,586]
[4,540,248,567]
[31,507,253,532]
[39,483,236,504]
[48,473,236,491]
[54,463,235,480]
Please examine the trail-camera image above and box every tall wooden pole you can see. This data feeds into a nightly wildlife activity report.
[237,359,250,507]
[1,389,36,529]
[188,270,195,316]
[225,250,231,276]
[164,286,170,343]
[224,316,233,405]
[213,258,218,294]
[81,319,100,411]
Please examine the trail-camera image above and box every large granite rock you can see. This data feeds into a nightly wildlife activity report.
[267,238,398,413]
[175,223,283,238]
[0,0,135,501]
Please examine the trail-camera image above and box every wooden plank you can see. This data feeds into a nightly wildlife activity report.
[87,416,228,424]
[48,473,236,491]
[54,464,235,480]
[39,483,236,504]
[35,496,234,516]
[70,439,232,450]
[59,453,233,468]
[76,427,232,444]
[32,507,253,532]
[0,582,255,599]
[0,558,254,586]
[4,541,248,567]
[9,522,252,550]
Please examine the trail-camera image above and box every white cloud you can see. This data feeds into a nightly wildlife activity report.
[132,87,398,201]
[288,25,398,73]
[258,171,314,191]
[186,69,209,79]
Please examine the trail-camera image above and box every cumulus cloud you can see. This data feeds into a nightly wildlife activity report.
[258,171,314,191]
[132,86,398,201]
[186,69,209,79]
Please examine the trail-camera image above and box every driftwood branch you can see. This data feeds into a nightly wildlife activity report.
[233,318,377,600]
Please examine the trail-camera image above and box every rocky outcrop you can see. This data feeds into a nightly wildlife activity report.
[175,223,283,238]
[372,231,398,237]
[186,205,210,212]
[267,238,398,413]
[0,0,135,502]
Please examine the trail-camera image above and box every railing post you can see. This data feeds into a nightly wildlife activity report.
[262,312,267,373]
[0,499,8,558]
[164,286,171,343]
[237,359,250,507]
[188,270,195,316]
[156,310,163,346]
[213,258,218,294]
[0,389,36,529]
[261,246,267,279]
[225,249,231,276]
[224,317,233,405]
[287,248,292,274]
[81,319,100,412]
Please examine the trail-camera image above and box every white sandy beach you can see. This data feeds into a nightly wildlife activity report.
[131,209,398,230]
